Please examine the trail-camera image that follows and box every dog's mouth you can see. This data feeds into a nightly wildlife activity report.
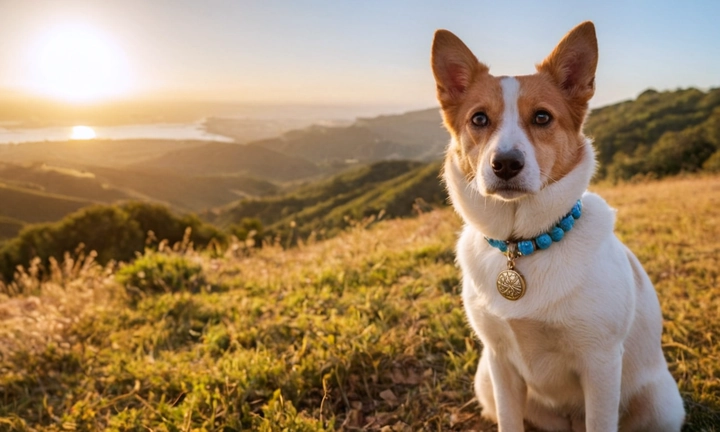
[486,184,532,200]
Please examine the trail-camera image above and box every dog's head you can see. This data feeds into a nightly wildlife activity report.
[432,22,597,201]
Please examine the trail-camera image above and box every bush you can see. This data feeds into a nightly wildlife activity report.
[0,202,226,282]
[115,252,205,301]
[703,151,720,172]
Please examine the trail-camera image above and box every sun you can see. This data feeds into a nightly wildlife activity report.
[71,125,96,140]
[26,24,133,103]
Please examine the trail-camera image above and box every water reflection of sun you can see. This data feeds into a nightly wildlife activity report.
[71,126,96,140]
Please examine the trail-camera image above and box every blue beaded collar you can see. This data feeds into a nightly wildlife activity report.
[485,200,582,256]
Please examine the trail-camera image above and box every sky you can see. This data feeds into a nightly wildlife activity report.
[0,0,719,114]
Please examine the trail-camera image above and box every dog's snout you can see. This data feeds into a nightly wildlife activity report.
[491,149,525,180]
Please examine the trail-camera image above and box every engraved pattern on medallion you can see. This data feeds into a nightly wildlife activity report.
[497,269,526,300]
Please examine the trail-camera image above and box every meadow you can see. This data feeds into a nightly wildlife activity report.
[0,174,718,431]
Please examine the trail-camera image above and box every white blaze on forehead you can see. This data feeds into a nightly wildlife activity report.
[477,75,542,195]
[496,76,523,153]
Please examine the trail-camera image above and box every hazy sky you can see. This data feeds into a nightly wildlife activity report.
[1,0,719,112]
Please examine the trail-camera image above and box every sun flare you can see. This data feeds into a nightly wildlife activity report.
[26,24,133,103]
[71,125,97,140]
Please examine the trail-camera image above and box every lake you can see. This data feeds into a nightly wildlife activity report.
[0,122,234,144]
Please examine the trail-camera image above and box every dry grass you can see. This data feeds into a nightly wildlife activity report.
[0,175,718,431]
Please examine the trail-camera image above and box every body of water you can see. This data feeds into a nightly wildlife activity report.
[0,122,234,144]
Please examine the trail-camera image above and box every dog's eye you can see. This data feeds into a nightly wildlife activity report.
[471,112,489,127]
[534,111,552,126]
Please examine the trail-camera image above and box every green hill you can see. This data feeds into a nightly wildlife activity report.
[205,160,446,242]
[585,87,720,179]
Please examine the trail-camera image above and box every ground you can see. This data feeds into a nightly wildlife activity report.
[0,175,718,431]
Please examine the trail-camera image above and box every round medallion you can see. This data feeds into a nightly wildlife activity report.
[496,269,526,301]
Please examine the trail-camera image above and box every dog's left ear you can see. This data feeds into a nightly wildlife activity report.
[537,21,598,105]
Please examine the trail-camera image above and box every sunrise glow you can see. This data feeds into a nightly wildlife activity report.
[25,24,133,103]
[70,125,97,140]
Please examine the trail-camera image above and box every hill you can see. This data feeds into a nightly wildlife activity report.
[247,108,447,164]
[131,142,322,182]
[0,139,206,169]
[87,166,278,212]
[0,183,96,238]
[240,87,720,180]
[205,160,447,242]
[586,87,720,179]
[0,175,717,430]
[0,162,131,203]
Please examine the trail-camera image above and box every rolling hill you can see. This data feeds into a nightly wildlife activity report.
[585,87,720,179]
[204,160,446,241]
[248,108,447,164]
[0,183,97,239]
[87,166,278,211]
[131,142,322,181]
[235,87,720,180]
[0,162,131,203]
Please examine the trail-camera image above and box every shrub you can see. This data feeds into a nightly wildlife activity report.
[0,202,225,282]
[115,252,206,301]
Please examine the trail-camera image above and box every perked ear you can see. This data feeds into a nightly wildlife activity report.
[537,21,598,104]
[431,30,488,107]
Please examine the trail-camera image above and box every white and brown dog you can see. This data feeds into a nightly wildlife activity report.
[432,22,685,431]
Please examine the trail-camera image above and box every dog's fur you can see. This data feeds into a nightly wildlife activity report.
[432,22,685,431]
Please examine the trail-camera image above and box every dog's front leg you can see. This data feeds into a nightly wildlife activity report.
[488,349,527,432]
[581,349,622,432]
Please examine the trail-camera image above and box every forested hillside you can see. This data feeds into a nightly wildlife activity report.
[205,160,446,243]
[586,87,720,179]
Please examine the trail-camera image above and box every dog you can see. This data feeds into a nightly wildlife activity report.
[431,22,685,431]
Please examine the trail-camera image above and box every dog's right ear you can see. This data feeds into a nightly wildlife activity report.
[431,30,487,107]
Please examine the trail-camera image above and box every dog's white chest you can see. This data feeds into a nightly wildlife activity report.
[468,305,585,407]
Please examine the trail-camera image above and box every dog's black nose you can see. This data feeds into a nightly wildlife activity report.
[491,149,525,180]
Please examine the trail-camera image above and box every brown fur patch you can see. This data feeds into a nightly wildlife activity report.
[516,74,586,183]
[441,74,504,180]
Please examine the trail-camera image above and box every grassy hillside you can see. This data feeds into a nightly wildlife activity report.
[0,162,131,203]
[0,183,95,225]
[131,142,322,182]
[586,88,720,179]
[88,166,278,212]
[0,175,717,430]
[206,160,446,242]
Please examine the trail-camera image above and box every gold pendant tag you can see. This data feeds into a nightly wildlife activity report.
[497,245,526,300]
[497,268,526,300]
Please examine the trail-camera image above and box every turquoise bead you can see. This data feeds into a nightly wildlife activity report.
[487,238,508,253]
[518,240,534,256]
[571,201,582,219]
[535,233,552,249]
[559,215,575,232]
[550,226,564,242]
